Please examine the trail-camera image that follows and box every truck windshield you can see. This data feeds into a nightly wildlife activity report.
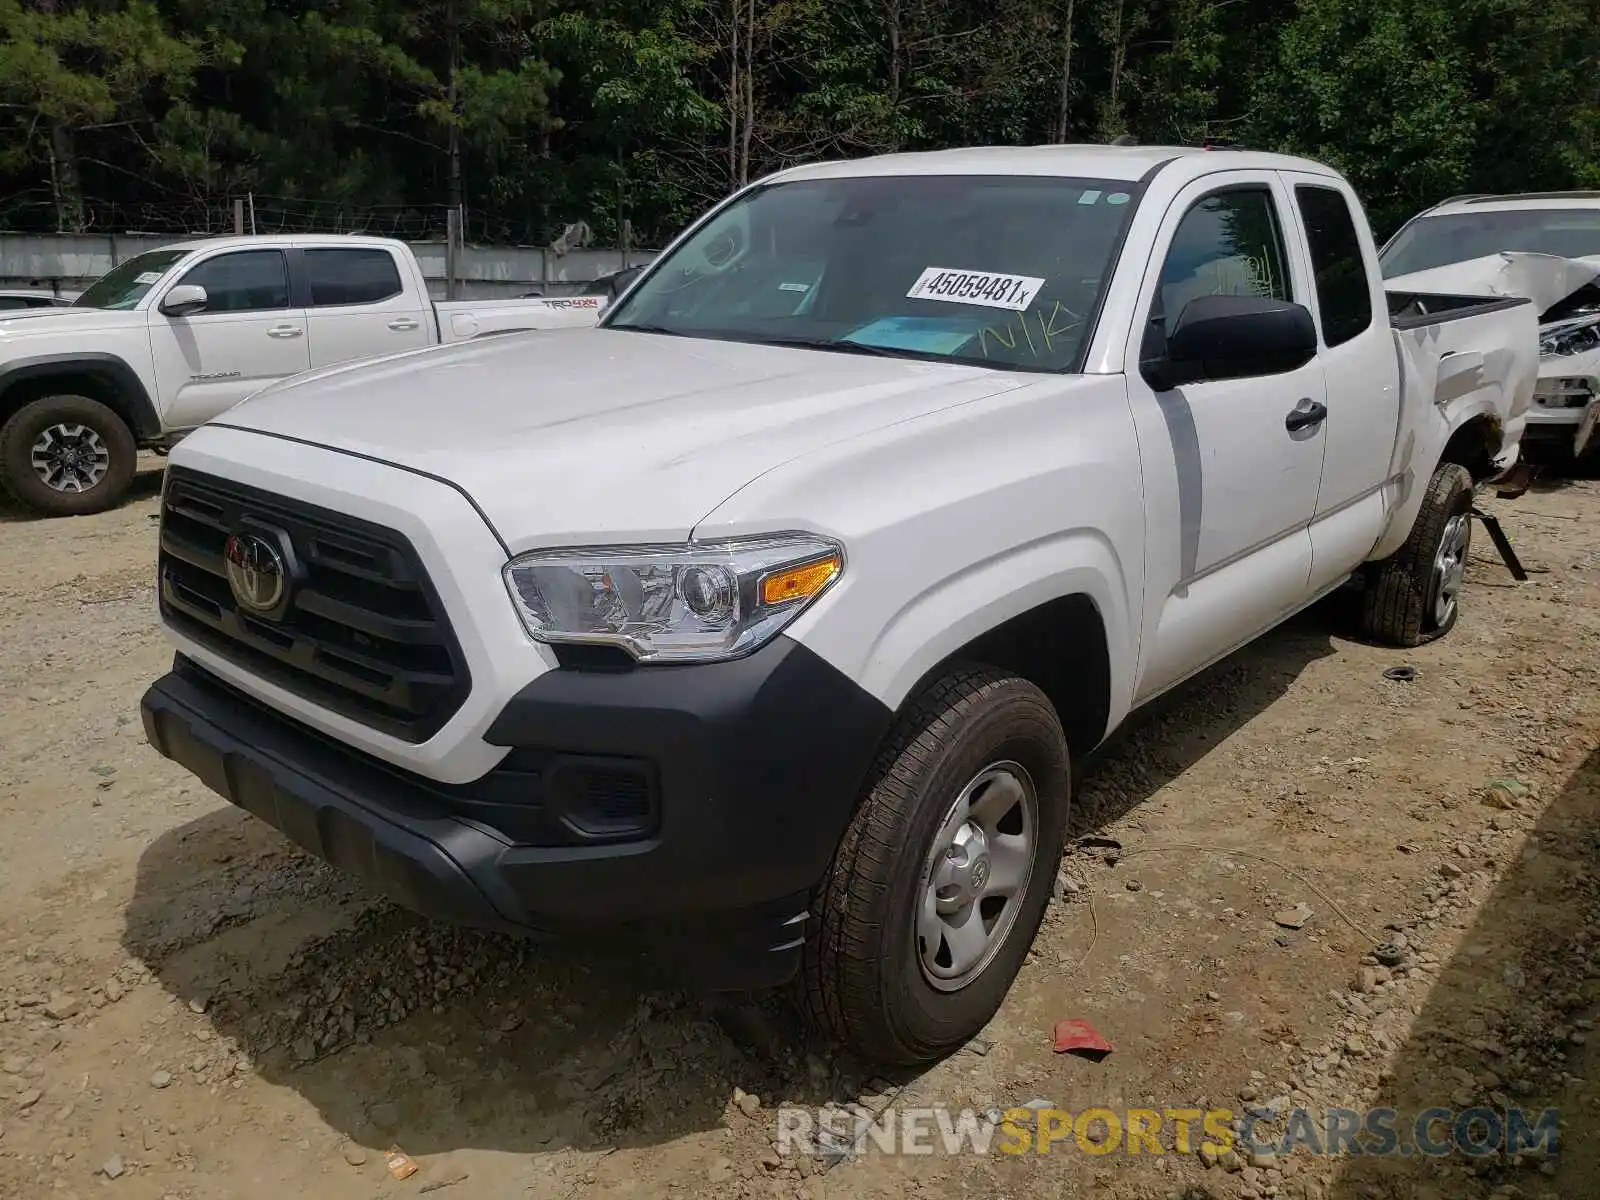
[604,174,1138,372]
[73,249,188,310]
[1380,209,1600,278]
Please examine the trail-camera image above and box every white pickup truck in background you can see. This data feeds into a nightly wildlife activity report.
[1380,192,1600,463]
[0,234,608,516]
[142,145,1541,1066]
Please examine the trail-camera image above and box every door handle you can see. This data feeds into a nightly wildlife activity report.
[1285,400,1328,432]
[266,325,304,339]
[387,318,420,332]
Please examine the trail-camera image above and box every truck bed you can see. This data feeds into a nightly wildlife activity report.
[1386,290,1531,330]
[1366,287,1540,563]
[433,295,607,342]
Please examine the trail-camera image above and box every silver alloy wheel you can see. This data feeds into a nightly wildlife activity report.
[915,760,1039,992]
[30,423,111,493]
[1430,512,1470,628]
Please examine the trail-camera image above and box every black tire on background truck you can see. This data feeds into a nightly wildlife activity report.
[1359,461,1475,648]
[802,664,1071,1066]
[0,394,138,517]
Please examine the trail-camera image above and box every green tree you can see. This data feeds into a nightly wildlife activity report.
[0,0,224,230]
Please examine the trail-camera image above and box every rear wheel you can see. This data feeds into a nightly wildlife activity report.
[801,664,1070,1065]
[1359,461,1474,647]
[0,395,137,517]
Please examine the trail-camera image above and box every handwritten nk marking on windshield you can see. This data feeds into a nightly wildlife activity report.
[979,300,1084,360]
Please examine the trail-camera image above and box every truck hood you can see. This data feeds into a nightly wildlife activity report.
[222,327,1028,550]
[0,307,140,338]
[1385,252,1600,324]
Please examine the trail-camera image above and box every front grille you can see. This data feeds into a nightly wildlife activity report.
[157,468,471,742]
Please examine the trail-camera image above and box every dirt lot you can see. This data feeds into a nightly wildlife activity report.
[2,456,1599,1200]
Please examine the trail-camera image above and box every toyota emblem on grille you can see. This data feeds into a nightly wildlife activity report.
[224,531,287,614]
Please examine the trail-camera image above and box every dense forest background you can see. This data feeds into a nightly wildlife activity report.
[1,0,1597,248]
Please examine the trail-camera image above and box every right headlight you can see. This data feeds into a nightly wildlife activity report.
[502,533,844,664]
[1540,314,1600,358]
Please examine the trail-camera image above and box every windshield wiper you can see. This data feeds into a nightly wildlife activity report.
[737,334,939,360]
[606,322,691,337]
[607,326,1008,367]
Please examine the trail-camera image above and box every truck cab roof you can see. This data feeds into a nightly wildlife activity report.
[144,233,412,254]
[770,143,1345,185]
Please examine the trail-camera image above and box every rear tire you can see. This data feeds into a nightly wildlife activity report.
[0,395,137,517]
[1359,462,1474,647]
[801,664,1070,1066]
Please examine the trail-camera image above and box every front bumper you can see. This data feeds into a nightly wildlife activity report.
[141,639,892,989]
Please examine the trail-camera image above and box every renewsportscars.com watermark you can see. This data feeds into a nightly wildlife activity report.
[775,1103,1560,1161]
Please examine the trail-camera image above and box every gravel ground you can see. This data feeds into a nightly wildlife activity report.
[1,455,1598,1200]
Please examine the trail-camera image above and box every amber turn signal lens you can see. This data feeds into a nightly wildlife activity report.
[760,555,841,606]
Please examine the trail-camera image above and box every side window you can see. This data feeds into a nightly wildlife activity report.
[1155,187,1291,335]
[178,251,291,314]
[303,249,404,307]
[1296,185,1374,347]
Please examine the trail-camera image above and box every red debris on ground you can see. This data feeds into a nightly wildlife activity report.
[1051,1018,1114,1058]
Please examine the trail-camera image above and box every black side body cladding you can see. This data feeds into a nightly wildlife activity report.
[0,352,162,440]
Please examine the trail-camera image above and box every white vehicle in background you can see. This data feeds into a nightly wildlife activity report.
[0,234,607,516]
[1380,192,1600,463]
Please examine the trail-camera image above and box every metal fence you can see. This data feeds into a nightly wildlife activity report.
[0,190,604,247]
[0,231,657,301]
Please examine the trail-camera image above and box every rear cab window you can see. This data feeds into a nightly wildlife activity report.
[1295,185,1374,347]
[303,249,404,307]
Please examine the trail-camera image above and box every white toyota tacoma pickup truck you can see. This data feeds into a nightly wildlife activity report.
[141,145,1540,1066]
[0,234,607,516]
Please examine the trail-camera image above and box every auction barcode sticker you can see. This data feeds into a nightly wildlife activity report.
[906,267,1046,312]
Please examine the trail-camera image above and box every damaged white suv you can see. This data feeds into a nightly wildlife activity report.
[1381,192,1600,462]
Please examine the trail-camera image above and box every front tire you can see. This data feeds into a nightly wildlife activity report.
[802,664,1070,1066]
[0,395,137,517]
[1359,461,1474,647]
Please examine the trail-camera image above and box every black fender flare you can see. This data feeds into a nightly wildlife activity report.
[0,352,161,441]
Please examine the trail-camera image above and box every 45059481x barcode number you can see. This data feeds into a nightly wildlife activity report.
[905,267,1047,312]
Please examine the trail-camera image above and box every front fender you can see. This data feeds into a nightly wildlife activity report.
[694,373,1145,742]
[851,530,1133,726]
[0,351,160,439]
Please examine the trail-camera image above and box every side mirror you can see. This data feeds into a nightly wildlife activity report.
[1144,294,1318,390]
[159,284,208,317]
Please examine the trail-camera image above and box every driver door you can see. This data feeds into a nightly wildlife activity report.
[148,248,310,429]
[1125,171,1329,701]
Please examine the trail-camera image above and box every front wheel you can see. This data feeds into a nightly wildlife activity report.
[0,395,138,517]
[801,664,1070,1066]
[1359,461,1474,647]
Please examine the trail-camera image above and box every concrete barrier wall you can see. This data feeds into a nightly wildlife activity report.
[0,233,658,300]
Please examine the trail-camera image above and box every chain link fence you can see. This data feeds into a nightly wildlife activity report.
[0,189,574,247]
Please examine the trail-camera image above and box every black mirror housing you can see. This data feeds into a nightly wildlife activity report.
[1145,294,1318,389]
